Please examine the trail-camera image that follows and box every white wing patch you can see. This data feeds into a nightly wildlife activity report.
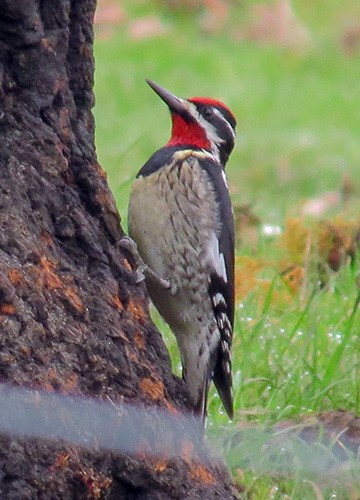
[221,169,229,189]
[207,232,228,283]
[213,292,226,307]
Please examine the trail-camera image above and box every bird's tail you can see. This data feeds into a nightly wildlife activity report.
[193,377,210,424]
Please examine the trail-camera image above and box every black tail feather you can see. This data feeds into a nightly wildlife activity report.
[213,366,234,419]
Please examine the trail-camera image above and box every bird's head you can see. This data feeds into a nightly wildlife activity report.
[146,80,236,166]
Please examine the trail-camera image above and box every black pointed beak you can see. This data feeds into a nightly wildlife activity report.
[146,79,188,114]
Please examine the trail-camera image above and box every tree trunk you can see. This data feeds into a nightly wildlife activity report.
[0,1,236,498]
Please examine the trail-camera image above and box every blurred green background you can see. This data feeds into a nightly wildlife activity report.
[94,0,360,227]
[93,1,360,496]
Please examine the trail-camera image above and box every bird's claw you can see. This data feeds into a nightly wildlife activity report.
[119,236,170,290]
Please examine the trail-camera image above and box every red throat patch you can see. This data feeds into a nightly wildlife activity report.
[167,113,211,150]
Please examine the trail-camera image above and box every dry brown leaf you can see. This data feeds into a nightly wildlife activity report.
[201,0,230,33]
[234,204,261,250]
[129,16,169,40]
[318,219,359,271]
[280,216,360,274]
[280,217,309,264]
[94,1,126,26]
[235,0,311,50]
[94,0,126,40]
[234,255,265,301]
[301,191,341,217]
[281,265,305,293]
[342,24,360,55]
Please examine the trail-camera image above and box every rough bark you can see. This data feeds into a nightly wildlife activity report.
[0,1,236,498]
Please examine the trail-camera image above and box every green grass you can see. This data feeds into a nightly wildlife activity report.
[94,1,360,496]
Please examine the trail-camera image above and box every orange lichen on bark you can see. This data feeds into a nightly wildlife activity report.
[49,452,70,472]
[42,368,79,393]
[39,256,62,290]
[62,286,85,314]
[152,458,168,473]
[61,373,79,393]
[122,257,132,272]
[139,367,179,413]
[35,258,85,313]
[95,163,107,179]
[40,230,53,247]
[42,368,61,389]
[111,294,124,311]
[134,330,145,349]
[40,36,56,53]
[41,381,56,392]
[139,376,177,413]
[127,298,147,321]
[8,268,23,285]
[189,464,216,485]
[0,303,16,315]
[139,377,166,401]
[75,467,112,500]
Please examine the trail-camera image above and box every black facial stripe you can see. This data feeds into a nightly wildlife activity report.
[217,119,235,144]
[215,119,235,165]
[195,103,236,133]
[215,106,236,131]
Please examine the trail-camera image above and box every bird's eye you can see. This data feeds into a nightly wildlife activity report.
[202,107,214,119]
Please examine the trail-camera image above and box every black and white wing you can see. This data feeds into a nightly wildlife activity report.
[199,157,235,418]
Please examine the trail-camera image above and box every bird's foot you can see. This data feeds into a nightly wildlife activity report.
[119,236,171,289]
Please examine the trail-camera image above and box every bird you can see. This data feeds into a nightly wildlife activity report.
[127,79,236,421]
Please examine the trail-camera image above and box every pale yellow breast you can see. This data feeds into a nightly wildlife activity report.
[128,153,219,283]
